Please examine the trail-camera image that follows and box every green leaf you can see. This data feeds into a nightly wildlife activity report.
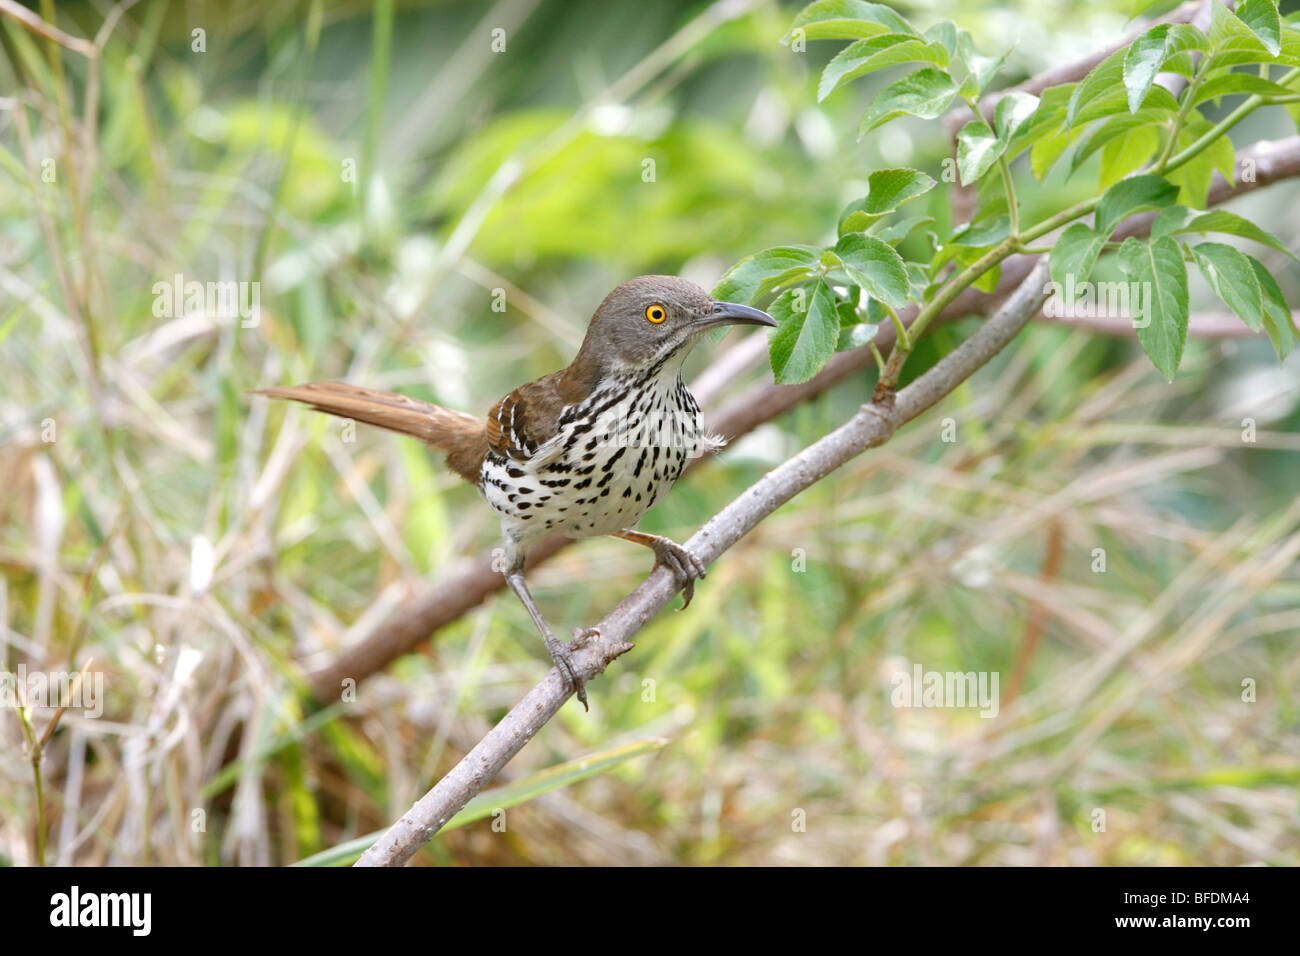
[292,739,671,866]
[786,0,916,43]
[974,262,1001,293]
[930,216,1010,275]
[1118,236,1190,382]
[930,223,1008,280]
[1249,255,1297,359]
[1162,208,1296,259]
[872,214,934,243]
[1124,24,1171,114]
[1076,83,1179,128]
[1031,124,1073,180]
[1118,23,1209,105]
[1095,173,1179,236]
[1069,45,1180,127]
[833,233,910,307]
[769,281,842,384]
[1211,26,1300,68]
[1235,0,1282,56]
[1164,116,1235,208]
[818,35,948,101]
[923,20,958,55]
[1008,83,1071,151]
[1191,241,1264,331]
[1050,223,1105,291]
[837,321,880,351]
[861,167,937,214]
[1068,48,1126,127]
[955,32,1009,98]
[1099,125,1161,190]
[713,246,820,303]
[1071,110,1167,174]
[1193,71,1294,105]
[838,169,934,235]
[1011,85,1073,175]
[1149,205,1195,239]
[858,68,958,137]
[993,91,1040,143]
[1210,0,1279,56]
[956,120,1004,185]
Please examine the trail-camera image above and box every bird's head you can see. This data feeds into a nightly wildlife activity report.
[574,275,775,375]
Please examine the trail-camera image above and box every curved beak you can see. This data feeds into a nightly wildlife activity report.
[697,300,778,331]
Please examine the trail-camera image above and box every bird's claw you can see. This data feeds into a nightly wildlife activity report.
[544,634,588,711]
[651,540,708,610]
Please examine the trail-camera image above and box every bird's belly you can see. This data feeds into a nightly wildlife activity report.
[481,382,700,544]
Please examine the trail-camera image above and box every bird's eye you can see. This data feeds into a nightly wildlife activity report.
[645,304,667,324]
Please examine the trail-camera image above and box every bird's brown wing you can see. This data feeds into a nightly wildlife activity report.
[485,369,580,466]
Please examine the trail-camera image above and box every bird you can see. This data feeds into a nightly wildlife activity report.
[256,275,776,708]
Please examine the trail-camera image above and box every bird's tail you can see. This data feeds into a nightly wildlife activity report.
[253,382,488,484]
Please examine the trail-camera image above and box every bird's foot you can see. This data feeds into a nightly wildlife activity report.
[541,630,588,711]
[648,538,708,609]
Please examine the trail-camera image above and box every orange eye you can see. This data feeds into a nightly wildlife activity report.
[645,304,667,324]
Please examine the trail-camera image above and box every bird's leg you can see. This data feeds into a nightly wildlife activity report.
[504,564,588,710]
[612,529,708,609]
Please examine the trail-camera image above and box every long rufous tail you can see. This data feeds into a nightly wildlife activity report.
[253,382,488,484]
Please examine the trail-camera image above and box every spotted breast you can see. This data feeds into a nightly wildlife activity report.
[481,348,717,565]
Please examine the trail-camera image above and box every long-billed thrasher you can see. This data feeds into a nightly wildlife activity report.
[257,275,775,708]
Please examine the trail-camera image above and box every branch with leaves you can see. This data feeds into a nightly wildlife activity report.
[730,0,1298,395]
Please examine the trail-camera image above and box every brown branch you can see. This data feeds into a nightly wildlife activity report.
[304,134,1300,702]
[354,258,1055,866]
